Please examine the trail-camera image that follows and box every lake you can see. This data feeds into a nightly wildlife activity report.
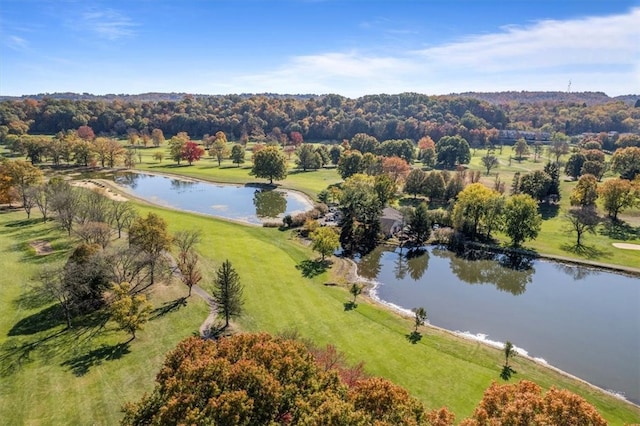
[112,172,313,224]
[357,245,640,404]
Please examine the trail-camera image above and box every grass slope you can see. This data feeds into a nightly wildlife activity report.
[1,204,638,425]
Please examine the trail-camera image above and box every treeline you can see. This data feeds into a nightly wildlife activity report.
[1,93,638,144]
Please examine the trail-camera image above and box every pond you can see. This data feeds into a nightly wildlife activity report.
[357,245,640,405]
[111,172,313,224]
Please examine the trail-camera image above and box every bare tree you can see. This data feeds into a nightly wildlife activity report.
[108,200,137,238]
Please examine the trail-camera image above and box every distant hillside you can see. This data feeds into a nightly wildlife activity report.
[451,91,639,106]
[0,92,318,102]
[1,91,638,105]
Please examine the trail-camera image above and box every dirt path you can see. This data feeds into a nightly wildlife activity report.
[165,252,217,338]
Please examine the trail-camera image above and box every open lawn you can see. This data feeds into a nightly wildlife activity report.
[1,204,638,425]
[133,144,342,199]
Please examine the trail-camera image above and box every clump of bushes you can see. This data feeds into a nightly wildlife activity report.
[282,203,329,229]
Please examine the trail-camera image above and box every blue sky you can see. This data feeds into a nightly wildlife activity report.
[1,0,638,97]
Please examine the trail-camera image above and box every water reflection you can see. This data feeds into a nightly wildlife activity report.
[358,245,640,404]
[108,172,312,224]
[554,262,598,281]
[406,248,429,281]
[253,189,287,218]
[170,178,196,192]
[431,249,534,296]
[357,247,383,280]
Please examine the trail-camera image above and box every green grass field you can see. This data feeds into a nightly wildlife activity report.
[1,203,638,424]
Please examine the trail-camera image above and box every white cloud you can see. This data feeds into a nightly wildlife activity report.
[5,35,29,51]
[80,8,137,40]
[219,8,640,96]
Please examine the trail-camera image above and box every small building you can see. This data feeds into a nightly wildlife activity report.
[380,207,404,238]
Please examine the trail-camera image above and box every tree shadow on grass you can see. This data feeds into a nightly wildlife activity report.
[296,259,330,278]
[60,342,130,376]
[599,220,640,241]
[500,365,517,380]
[1,310,110,377]
[406,331,422,344]
[150,297,187,320]
[538,203,560,220]
[8,304,67,336]
[343,301,357,311]
[13,286,53,310]
[560,243,611,259]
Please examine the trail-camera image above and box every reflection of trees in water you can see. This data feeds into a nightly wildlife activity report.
[357,246,384,280]
[406,248,429,281]
[253,189,287,218]
[170,178,196,193]
[444,249,535,296]
[114,172,140,190]
[553,263,598,281]
[394,250,408,280]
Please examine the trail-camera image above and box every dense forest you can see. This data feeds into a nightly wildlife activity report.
[1,92,638,144]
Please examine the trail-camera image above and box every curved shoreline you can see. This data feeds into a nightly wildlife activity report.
[77,168,638,409]
[340,256,639,409]
[84,169,316,227]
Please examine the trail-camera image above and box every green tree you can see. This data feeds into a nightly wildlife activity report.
[519,170,552,202]
[566,207,600,246]
[310,226,340,261]
[503,341,516,367]
[503,194,542,247]
[373,173,396,206]
[295,143,321,171]
[168,134,188,165]
[549,132,570,162]
[413,307,427,333]
[109,281,153,341]
[406,203,431,246]
[423,171,446,201]
[570,174,598,208]
[337,150,364,179]
[611,146,640,180]
[349,283,362,305]
[350,133,379,154]
[452,183,500,239]
[598,178,638,220]
[339,174,382,255]
[329,145,342,165]
[404,169,426,198]
[251,146,288,184]
[481,154,499,175]
[209,138,229,166]
[565,152,586,180]
[436,135,471,169]
[230,143,246,167]
[212,259,243,329]
[513,138,529,161]
[128,212,172,285]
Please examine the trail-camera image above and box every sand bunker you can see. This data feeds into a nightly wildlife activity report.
[70,180,128,202]
[30,240,53,255]
[612,243,640,251]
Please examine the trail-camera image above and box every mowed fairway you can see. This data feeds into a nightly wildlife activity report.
[1,203,638,425]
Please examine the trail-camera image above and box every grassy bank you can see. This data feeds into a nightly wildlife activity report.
[1,205,638,424]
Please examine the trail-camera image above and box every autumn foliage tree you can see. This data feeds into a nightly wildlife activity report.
[121,333,454,426]
[459,380,606,426]
[181,140,205,165]
[598,178,638,220]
